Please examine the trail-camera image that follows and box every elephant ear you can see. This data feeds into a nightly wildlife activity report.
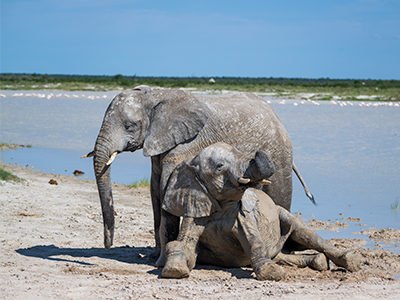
[240,188,259,213]
[244,151,275,182]
[132,85,153,92]
[143,91,208,157]
[163,159,221,218]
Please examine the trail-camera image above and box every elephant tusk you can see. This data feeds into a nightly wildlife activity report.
[260,179,271,185]
[106,152,118,166]
[238,177,251,184]
[80,151,95,158]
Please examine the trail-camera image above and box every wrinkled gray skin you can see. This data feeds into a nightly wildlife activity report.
[161,143,363,280]
[92,85,295,260]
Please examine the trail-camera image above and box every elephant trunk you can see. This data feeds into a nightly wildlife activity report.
[93,134,116,250]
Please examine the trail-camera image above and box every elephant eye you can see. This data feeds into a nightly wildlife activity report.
[124,122,137,131]
[215,162,224,172]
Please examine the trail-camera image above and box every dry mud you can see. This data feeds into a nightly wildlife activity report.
[1,163,399,299]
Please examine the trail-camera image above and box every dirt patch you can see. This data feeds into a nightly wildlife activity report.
[1,163,399,299]
[16,212,41,218]
[360,228,400,244]
[306,219,349,231]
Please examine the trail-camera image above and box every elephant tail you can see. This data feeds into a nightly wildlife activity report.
[292,162,316,205]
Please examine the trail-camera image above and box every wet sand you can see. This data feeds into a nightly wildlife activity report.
[1,162,400,299]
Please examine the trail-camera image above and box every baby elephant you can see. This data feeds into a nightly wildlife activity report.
[161,142,362,280]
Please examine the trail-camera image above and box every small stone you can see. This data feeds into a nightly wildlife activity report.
[73,170,85,176]
[48,179,58,185]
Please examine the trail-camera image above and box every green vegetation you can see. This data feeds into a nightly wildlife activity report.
[0,167,24,183]
[128,178,151,188]
[391,197,399,210]
[0,143,31,149]
[0,143,20,149]
[1,73,399,100]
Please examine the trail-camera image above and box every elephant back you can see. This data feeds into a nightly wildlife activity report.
[196,93,293,210]
[160,92,293,210]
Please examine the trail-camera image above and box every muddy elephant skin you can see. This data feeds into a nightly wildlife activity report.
[161,143,362,280]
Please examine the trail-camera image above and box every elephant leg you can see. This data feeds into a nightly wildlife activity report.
[155,153,186,266]
[156,210,181,267]
[162,217,206,278]
[149,156,162,261]
[236,211,284,281]
[278,207,362,272]
[273,252,329,271]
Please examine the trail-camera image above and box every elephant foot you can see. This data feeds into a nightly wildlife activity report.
[161,241,190,279]
[162,262,190,279]
[148,248,161,262]
[333,251,362,272]
[308,253,329,271]
[255,261,285,281]
[155,252,166,268]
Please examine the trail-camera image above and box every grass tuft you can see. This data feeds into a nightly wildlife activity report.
[390,197,399,210]
[128,178,150,188]
[0,167,24,183]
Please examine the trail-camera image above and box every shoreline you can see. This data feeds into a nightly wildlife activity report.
[1,88,400,102]
[1,73,399,101]
[1,162,399,299]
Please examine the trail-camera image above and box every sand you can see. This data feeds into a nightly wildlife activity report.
[1,162,399,299]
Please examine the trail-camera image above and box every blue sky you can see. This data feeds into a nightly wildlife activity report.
[1,0,399,79]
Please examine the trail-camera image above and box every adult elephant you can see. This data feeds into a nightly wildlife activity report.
[84,85,313,260]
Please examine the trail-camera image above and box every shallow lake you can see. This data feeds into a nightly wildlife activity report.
[1,90,399,251]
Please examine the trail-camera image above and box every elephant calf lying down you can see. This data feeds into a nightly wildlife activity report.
[160,142,362,281]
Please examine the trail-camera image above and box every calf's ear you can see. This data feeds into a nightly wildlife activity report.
[244,150,275,182]
[163,160,221,218]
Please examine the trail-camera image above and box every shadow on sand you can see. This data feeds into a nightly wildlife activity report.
[16,244,154,266]
[16,244,254,279]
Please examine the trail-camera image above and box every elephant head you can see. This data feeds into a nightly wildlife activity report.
[163,142,275,218]
[90,85,208,249]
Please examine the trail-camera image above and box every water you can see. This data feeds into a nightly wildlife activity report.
[1,91,399,251]
[1,147,151,185]
[273,100,400,248]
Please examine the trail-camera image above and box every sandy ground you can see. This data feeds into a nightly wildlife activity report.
[1,163,400,300]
